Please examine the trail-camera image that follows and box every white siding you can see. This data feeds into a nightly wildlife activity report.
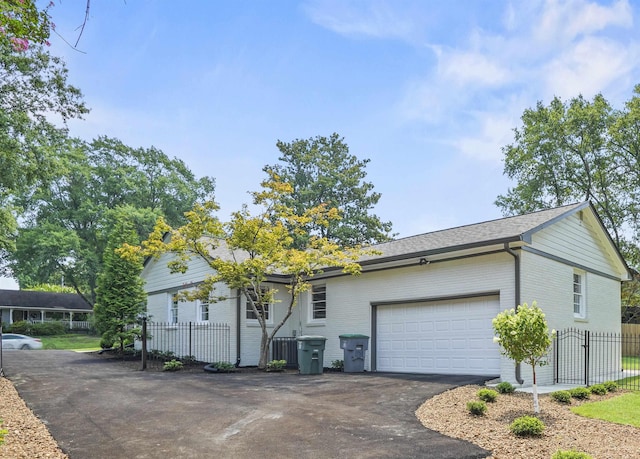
[499,210,625,387]
[289,252,515,373]
[531,212,624,278]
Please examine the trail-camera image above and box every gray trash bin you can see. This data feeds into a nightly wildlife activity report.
[339,334,369,373]
[297,335,327,375]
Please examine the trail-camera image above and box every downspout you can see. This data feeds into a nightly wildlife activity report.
[504,243,524,384]
[235,289,241,367]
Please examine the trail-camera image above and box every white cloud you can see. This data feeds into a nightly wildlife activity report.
[303,0,425,43]
[439,51,511,87]
[535,0,632,46]
[452,112,516,162]
[543,36,638,99]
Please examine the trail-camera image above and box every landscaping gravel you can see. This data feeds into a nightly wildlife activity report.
[0,377,68,458]
[417,385,640,459]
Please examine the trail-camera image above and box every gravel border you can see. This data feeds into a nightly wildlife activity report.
[0,377,68,458]
[416,385,640,459]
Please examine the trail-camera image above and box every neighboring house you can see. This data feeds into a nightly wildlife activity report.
[141,202,630,386]
[0,290,93,329]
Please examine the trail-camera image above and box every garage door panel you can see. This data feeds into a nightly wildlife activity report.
[377,297,500,376]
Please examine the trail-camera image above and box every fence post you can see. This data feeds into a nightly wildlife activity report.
[141,317,147,371]
[584,330,590,386]
[189,322,192,358]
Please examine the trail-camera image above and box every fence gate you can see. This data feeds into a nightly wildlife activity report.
[554,328,640,390]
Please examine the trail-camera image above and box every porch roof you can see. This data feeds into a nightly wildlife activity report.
[0,290,92,312]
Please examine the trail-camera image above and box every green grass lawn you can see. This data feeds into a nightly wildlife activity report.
[571,392,640,427]
[622,356,640,369]
[37,334,102,351]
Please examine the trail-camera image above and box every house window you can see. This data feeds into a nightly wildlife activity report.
[311,284,326,320]
[573,272,585,318]
[199,298,210,322]
[170,294,179,324]
[246,288,270,321]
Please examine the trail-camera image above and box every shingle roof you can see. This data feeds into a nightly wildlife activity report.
[0,290,92,311]
[360,202,588,263]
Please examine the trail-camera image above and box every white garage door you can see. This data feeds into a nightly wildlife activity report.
[376,296,500,375]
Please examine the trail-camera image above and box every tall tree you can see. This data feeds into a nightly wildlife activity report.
[496,90,638,265]
[123,173,371,369]
[0,40,88,253]
[94,210,146,352]
[8,137,215,305]
[265,133,393,249]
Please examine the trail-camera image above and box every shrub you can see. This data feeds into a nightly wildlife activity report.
[266,359,287,371]
[100,335,115,349]
[31,321,66,336]
[477,388,498,402]
[510,416,545,436]
[331,359,344,370]
[589,384,607,395]
[551,450,593,459]
[212,361,235,372]
[550,390,572,404]
[569,387,591,400]
[466,400,487,416]
[495,381,515,394]
[603,380,618,392]
[8,320,31,334]
[163,359,184,371]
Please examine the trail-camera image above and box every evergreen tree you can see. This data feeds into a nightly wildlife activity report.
[94,211,146,352]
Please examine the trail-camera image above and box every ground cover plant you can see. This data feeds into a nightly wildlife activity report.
[466,400,487,416]
[162,359,184,371]
[510,415,545,436]
[477,388,498,402]
[550,390,572,404]
[571,392,640,427]
[551,450,593,459]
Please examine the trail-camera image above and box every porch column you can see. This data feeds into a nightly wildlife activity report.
[69,312,74,330]
[40,310,45,323]
[9,308,13,324]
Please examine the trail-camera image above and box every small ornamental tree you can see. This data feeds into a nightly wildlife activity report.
[492,301,554,413]
[122,173,373,369]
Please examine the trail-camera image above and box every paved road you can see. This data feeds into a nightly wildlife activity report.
[3,351,491,458]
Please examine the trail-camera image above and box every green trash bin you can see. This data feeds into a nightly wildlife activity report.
[339,334,369,373]
[296,335,327,375]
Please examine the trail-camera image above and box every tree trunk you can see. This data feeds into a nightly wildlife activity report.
[532,367,540,414]
[258,331,270,369]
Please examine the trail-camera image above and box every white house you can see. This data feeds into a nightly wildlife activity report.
[140,202,630,386]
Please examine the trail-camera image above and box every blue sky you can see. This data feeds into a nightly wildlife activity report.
[46,0,640,238]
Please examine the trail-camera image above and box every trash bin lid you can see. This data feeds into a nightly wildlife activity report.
[296,335,328,341]
[339,334,369,339]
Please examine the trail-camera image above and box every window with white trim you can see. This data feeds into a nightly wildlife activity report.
[169,293,179,324]
[246,288,270,321]
[573,271,586,318]
[311,284,326,320]
[199,298,210,322]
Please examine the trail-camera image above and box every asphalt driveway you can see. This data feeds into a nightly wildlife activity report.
[2,351,491,458]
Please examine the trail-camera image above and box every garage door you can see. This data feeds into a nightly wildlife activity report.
[376,296,500,376]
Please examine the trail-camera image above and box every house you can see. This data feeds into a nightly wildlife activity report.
[0,290,93,329]
[141,202,630,386]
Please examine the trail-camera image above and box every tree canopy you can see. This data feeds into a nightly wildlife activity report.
[265,133,393,249]
[496,87,640,268]
[0,40,88,253]
[7,137,215,306]
[94,210,146,352]
[124,173,370,369]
